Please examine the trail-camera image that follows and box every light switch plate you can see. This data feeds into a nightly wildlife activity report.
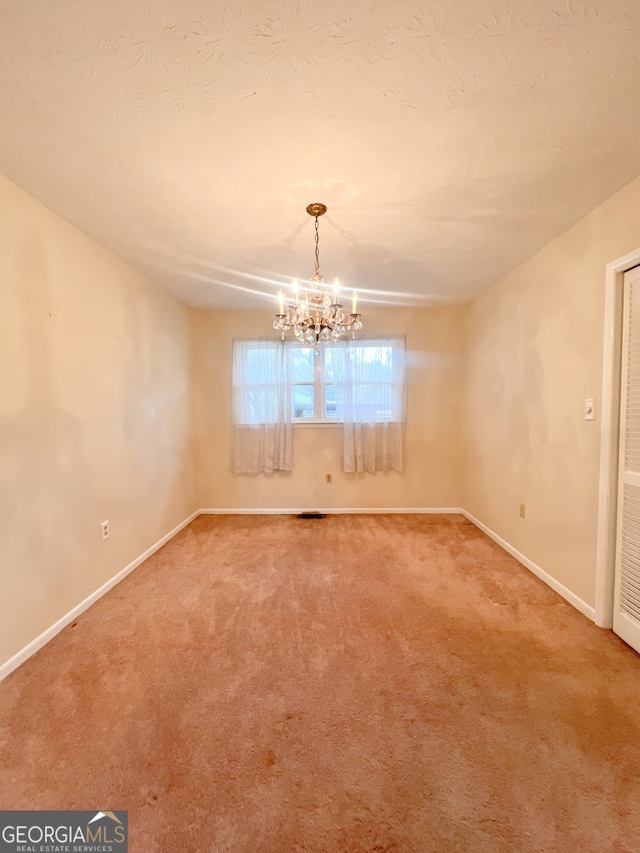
[584,398,595,421]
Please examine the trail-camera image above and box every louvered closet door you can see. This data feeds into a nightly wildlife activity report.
[614,265,640,654]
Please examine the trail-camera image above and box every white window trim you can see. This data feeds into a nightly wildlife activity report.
[233,336,405,427]
[292,342,337,425]
[294,421,337,429]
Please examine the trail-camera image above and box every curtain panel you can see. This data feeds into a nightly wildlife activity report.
[231,336,406,475]
[232,339,293,474]
[333,336,406,473]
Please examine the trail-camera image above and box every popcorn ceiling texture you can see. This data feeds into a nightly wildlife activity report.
[1,0,640,308]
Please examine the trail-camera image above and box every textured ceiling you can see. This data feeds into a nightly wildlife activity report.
[2,0,640,309]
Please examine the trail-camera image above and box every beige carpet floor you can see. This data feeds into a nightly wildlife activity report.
[1,514,639,852]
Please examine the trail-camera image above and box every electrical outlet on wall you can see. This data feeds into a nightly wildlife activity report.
[101,520,110,541]
[519,504,526,519]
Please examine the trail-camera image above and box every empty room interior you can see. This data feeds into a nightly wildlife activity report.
[2,1,640,851]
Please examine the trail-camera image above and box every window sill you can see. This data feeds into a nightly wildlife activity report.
[294,421,337,429]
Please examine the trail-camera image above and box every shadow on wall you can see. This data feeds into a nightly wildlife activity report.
[0,233,92,656]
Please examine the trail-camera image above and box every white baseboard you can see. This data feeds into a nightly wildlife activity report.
[0,510,200,683]
[200,507,464,515]
[461,510,596,623]
[2,506,597,681]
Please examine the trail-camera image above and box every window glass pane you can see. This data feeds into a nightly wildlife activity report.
[351,346,393,381]
[246,347,278,384]
[290,347,314,383]
[293,384,314,419]
[375,383,394,420]
[325,383,336,419]
[324,346,337,382]
[353,383,375,420]
[348,383,394,421]
[246,387,267,423]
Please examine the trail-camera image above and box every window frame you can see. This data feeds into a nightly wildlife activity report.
[232,339,284,427]
[332,340,403,425]
[289,342,336,425]
[233,337,405,427]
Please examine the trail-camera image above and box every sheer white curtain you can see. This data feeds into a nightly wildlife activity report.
[232,339,293,474]
[333,336,406,473]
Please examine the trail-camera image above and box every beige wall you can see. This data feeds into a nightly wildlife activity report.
[463,175,640,609]
[7,160,640,670]
[191,306,465,511]
[0,176,197,666]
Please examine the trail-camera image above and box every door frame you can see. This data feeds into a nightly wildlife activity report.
[596,247,640,627]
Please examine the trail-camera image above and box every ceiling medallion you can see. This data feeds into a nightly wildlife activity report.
[274,203,362,354]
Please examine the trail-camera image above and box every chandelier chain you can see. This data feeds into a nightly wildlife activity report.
[314,217,320,276]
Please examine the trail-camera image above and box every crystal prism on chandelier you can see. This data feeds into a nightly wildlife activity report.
[273,202,363,354]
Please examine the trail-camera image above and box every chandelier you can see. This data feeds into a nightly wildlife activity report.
[273,203,363,353]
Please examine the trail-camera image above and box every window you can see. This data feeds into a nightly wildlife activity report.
[233,337,405,426]
[331,340,403,424]
[290,344,339,423]
[232,339,291,427]
[290,345,316,420]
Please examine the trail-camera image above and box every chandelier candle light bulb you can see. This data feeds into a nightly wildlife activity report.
[272,203,363,351]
